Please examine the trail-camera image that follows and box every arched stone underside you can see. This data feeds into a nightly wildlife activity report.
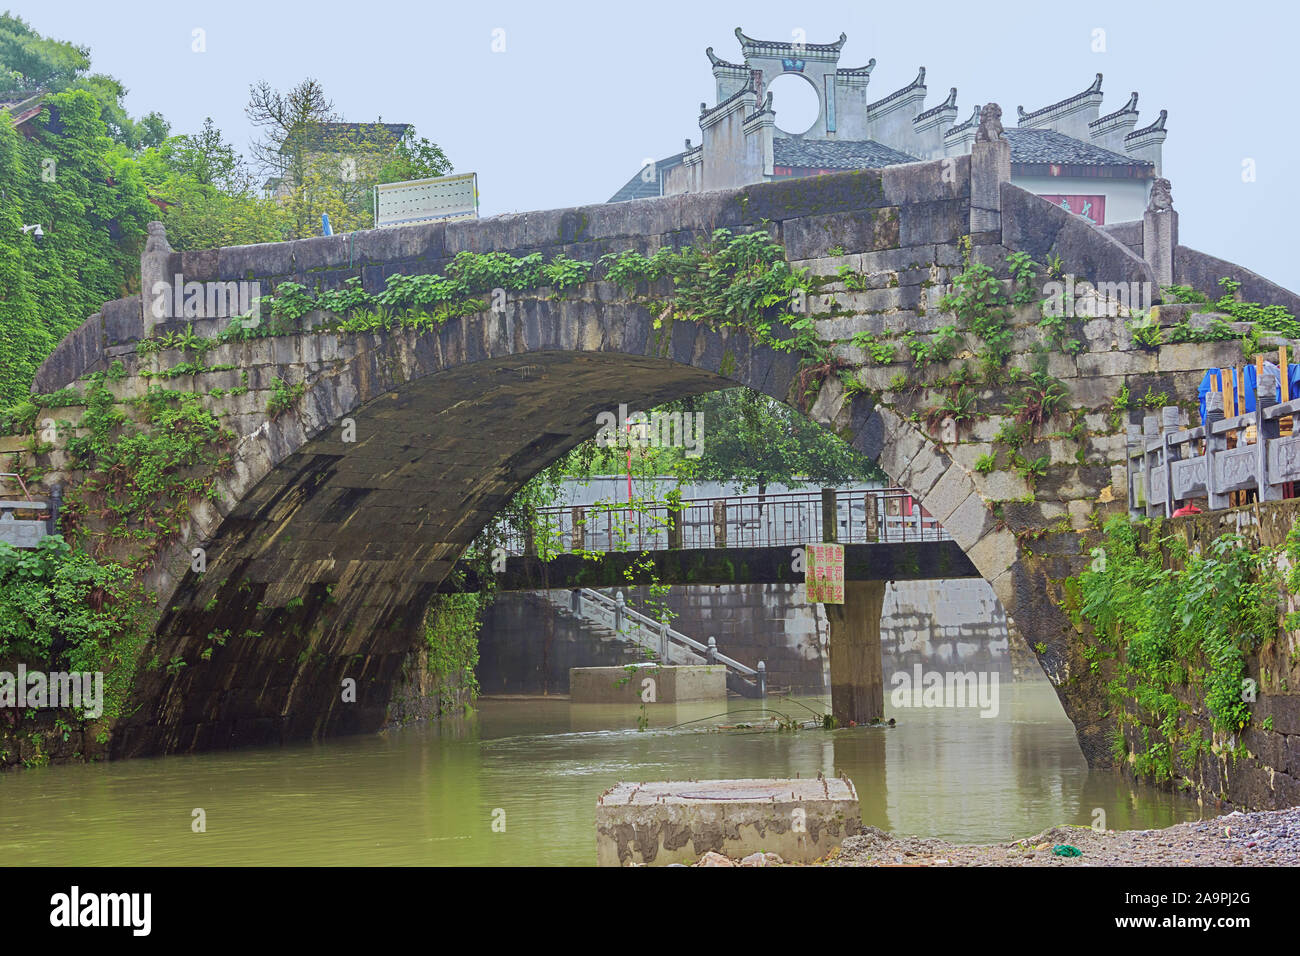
[112,302,1055,760]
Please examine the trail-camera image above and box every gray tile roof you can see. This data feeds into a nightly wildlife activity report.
[774,138,918,169]
[1005,127,1152,167]
[607,126,1151,203]
[607,150,690,203]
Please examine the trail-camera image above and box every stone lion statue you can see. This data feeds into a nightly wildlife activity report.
[1148,178,1173,211]
[975,103,1004,142]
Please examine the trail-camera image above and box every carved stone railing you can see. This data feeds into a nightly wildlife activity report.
[0,476,60,549]
[1127,373,1300,516]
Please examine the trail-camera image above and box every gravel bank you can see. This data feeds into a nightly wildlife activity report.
[822,806,1300,866]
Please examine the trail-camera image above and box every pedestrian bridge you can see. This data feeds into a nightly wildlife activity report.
[458,485,975,590]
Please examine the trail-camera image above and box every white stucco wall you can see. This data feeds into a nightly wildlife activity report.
[1012,175,1150,224]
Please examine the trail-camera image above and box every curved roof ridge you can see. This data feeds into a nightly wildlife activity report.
[705,46,746,71]
[915,87,958,121]
[1091,91,1139,126]
[1125,109,1168,140]
[734,26,848,54]
[866,66,926,112]
[1017,73,1104,124]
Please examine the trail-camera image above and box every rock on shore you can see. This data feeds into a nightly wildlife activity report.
[824,807,1300,866]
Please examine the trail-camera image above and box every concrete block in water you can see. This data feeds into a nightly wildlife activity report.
[596,777,859,866]
[569,665,725,704]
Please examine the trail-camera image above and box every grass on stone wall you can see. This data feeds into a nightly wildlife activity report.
[1065,515,1279,782]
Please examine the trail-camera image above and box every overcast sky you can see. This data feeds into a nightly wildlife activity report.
[18,0,1300,290]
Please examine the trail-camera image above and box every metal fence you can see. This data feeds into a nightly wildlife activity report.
[501,486,950,555]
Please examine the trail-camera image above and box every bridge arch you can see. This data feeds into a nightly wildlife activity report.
[26,149,1247,764]
[111,300,1020,757]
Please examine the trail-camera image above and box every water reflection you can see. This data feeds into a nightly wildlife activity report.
[0,677,1201,865]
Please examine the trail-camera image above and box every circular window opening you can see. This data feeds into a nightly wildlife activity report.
[767,73,820,135]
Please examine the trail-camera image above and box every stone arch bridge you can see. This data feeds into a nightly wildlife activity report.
[19,120,1296,763]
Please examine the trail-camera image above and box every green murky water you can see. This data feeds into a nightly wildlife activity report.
[0,677,1202,865]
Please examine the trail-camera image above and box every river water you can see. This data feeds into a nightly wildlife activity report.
[0,676,1202,865]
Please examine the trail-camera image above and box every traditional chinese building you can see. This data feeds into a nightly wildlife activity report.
[609,28,1166,225]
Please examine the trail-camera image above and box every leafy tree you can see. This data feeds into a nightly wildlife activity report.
[0,13,168,149]
[555,387,886,493]
[248,78,453,236]
[0,114,39,401]
[376,130,452,184]
[0,90,153,403]
[0,12,88,91]
[138,118,289,250]
[675,388,888,491]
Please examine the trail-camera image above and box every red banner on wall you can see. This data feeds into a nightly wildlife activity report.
[1039,194,1105,225]
[805,542,844,604]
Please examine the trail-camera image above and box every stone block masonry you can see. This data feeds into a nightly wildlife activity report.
[596,778,859,865]
[569,665,726,704]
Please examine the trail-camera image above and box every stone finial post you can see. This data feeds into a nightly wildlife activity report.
[706,636,718,665]
[1125,423,1144,516]
[141,221,174,338]
[1257,369,1282,502]
[1142,178,1177,288]
[970,103,1010,235]
[1160,405,1181,516]
[1205,390,1228,510]
[1142,414,1160,517]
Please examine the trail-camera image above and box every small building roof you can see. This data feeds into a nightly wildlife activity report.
[0,89,47,129]
[774,138,918,169]
[1005,127,1153,169]
[606,150,691,203]
[281,121,413,153]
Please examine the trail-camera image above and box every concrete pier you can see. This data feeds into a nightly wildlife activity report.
[569,664,726,704]
[596,777,860,866]
[827,580,886,726]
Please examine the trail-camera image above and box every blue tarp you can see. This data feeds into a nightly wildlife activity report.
[1198,363,1300,425]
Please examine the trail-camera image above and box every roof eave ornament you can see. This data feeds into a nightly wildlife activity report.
[734,25,848,52]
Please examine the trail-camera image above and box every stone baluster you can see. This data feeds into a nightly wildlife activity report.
[1142,414,1160,518]
[1126,422,1144,517]
[1258,370,1282,502]
[1205,391,1228,510]
[1161,405,1180,516]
